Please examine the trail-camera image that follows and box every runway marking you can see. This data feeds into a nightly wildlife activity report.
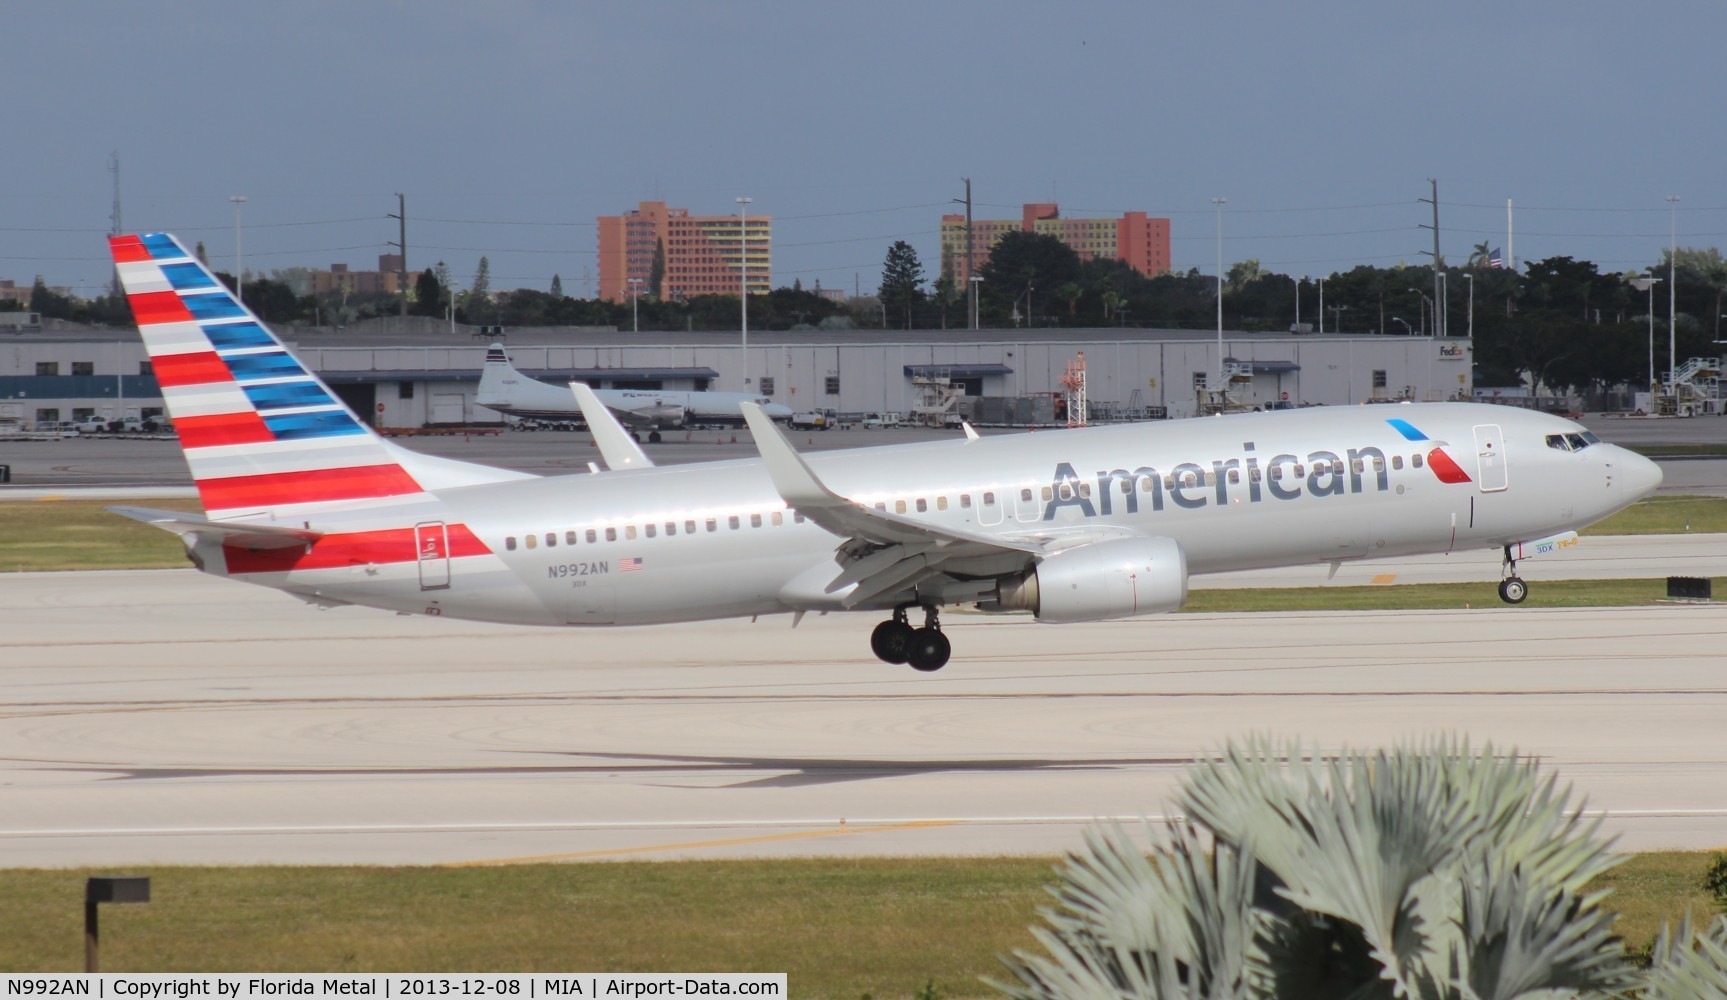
[442,819,961,866]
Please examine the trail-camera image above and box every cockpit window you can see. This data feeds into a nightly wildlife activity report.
[1565,433,1588,451]
[1546,434,1572,452]
[1580,431,1601,444]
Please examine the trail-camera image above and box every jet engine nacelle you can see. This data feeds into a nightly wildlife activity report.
[989,536,1187,624]
[639,404,686,428]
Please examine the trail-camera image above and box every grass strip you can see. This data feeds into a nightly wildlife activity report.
[1584,493,1727,534]
[0,855,1716,993]
[0,497,201,572]
[1182,577,1719,613]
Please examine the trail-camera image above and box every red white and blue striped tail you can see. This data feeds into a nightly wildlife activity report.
[109,232,523,519]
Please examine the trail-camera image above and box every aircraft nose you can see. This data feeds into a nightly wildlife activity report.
[1616,447,1663,500]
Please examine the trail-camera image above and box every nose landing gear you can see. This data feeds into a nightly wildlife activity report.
[870,605,951,671]
[1498,546,1529,604]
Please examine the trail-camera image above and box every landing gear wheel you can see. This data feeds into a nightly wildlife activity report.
[870,619,914,664]
[906,628,951,672]
[1498,577,1528,604]
[648,430,662,444]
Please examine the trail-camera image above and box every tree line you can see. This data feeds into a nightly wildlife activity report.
[880,233,1727,394]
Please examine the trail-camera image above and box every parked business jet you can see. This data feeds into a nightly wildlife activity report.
[476,343,792,440]
[108,233,1662,671]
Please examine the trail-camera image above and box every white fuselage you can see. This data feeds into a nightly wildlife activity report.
[210,403,1661,628]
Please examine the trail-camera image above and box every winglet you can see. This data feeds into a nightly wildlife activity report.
[570,382,654,471]
[740,401,841,508]
[962,421,980,441]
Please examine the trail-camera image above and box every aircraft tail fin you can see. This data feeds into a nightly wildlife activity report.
[109,233,528,519]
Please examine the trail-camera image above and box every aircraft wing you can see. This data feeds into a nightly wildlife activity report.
[740,403,1043,607]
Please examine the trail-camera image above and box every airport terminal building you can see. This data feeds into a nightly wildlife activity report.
[0,324,1472,430]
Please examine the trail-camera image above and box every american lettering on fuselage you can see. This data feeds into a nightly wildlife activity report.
[105,231,1665,673]
[1041,440,1398,521]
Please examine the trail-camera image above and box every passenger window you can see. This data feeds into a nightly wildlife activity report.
[1165,475,1177,490]
[1078,482,1091,499]
[793,512,805,524]
[937,496,948,511]
[1246,469,1259,483]
[1351,459,1364,474]
[526,534,537,549]
[645,524,656,538]
[983,491,995,506]
[1141,477,1156,492]
[566,530,579,545]
[1373,458,1385,472]
[1229,470,1240,484]
[546,533,556,547]
[686,520,697,533]
[1392,455,1404,470]
[1294,464,1305,477]
[875,502,887,512]
[1270,466,1282,480]
[772,511,784,526]
[915,498,927,513]
[1412,454,1424,468]
[665,522,676,536]
[750,513,762,528]
[1021,488,1034,502]
[728,515,740,529]
[960,494,972,509]
[895,500,907,514]
[706,518,717,532]
[1041,486,1053,501]
[505,536,517,551]
[586,529,598,543]
[625,525,637,541]
[605,527,617,541]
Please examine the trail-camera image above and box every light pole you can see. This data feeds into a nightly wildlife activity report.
[1391,316,1413,335]
[1630,275,1660,405]
[1408,288,1433,336]
[1464,272,1475,339]
[1429,271,1443,338]
[228,195,247,305]
[736,196,752,386]
[1294,276,1304,333]
[1316,276,1326,334]
[1212,197,1226,388]
[627,277,643,334]
[1667,195,1680,401]
[969,275,984,330]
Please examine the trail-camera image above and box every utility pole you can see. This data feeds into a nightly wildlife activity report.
[108,152,123,298]
[1418,178,1443,336]
[387,193,408,317]
[963,177,975,330]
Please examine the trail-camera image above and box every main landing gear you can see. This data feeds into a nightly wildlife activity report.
[870,605,951,672]
[1498,546,1529,604]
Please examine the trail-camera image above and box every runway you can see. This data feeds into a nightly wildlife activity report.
[4,568,1726,865]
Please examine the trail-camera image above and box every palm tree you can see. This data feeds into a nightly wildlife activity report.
[1468,241,1493,269]
[994,734,1727,999]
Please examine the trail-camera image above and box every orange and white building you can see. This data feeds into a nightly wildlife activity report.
[939,202,1171,283]
[597,201,771,303]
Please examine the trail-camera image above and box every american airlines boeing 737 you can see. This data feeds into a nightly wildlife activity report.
[109,233,1662,671]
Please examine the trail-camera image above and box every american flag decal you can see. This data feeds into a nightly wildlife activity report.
[619,557,644,572]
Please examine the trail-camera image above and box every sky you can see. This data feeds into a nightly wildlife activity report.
[7,1,1726,300]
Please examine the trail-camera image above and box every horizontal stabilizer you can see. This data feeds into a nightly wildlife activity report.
[108,505,322,550]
